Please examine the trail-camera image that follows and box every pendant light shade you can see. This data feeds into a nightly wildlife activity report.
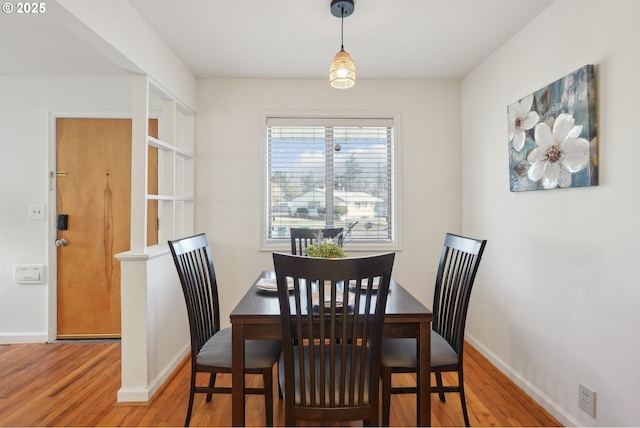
[329,0,356,89]
[329,48,356,89]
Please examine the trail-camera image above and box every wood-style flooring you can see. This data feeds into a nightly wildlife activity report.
[0,341,560,427]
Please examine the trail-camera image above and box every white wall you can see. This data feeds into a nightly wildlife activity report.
[0,76,133,342]
[461,0,640,425]
[195,78,462,325]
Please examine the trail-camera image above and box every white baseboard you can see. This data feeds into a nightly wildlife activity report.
[0,333,48,343]
[147,343,190,398]
[116,386,151,402]
[466,334,579,427]
[117,342,190,403]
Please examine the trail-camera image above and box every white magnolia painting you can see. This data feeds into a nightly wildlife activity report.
[508,65,598,192]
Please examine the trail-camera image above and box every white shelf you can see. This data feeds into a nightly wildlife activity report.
[147,135,172,150]
[132,76,195,251]
[147,135,193,158]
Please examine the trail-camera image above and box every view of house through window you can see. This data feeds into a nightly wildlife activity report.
[266,117,395,244]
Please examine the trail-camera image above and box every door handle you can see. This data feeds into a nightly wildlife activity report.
[55,238,68,247]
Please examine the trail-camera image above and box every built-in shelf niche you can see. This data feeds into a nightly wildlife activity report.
[132,76,194,251]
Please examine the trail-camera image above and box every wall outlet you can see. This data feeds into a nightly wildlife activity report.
[579,383,596,418]
[28,204,45,220]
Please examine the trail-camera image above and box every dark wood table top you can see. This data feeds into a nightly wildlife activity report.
[230,270,432,324]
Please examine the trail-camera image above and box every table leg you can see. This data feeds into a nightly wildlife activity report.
[232,323,245,426]
[418,320,431,426]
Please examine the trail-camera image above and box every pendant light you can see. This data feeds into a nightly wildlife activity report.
[329,0,356,89]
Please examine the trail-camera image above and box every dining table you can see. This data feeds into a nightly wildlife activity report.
[230,270,433,426]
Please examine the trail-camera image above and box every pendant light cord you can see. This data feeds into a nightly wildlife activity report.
[340,6,345,50]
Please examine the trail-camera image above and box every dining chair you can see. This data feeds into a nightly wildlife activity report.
[282,227,345,399]
[273,252,395,426]
[290,227,343,255]
[380,233,487,427]
[168,233,281,427]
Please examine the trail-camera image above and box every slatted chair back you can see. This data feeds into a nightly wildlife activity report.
[433,233,487,357]
[169,233,220,358]
[273,252,395,426]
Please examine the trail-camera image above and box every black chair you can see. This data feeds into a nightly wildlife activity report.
[290,227,343,255]
[273,252,395,426]
[168,233,281,427]
[380,233,487,427]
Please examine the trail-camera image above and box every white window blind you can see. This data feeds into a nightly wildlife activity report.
[266,117,395,244]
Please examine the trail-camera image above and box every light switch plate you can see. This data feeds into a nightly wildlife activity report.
[15,264,46,283]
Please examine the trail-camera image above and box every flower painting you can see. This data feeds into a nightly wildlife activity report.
[508,65,597,192]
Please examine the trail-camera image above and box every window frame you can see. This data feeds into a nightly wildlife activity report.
[259,111,402,252]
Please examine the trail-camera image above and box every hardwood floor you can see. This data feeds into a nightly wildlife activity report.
[0,341,560,427]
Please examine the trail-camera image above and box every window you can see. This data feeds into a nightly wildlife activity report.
[265,116,396,246]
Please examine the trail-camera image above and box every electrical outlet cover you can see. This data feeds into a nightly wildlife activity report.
[579,383,596,418]
[28,204,45,219]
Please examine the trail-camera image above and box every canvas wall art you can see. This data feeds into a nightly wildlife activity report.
[508,64,597,192]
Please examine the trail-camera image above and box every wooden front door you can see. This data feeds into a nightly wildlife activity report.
[56,118,157,339]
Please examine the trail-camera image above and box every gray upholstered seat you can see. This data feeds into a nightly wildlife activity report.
[380,330,457,368]
[197,327,281,369]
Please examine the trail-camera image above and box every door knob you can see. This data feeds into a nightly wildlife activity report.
[55,238,68,247]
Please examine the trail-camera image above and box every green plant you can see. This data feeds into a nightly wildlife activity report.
[304,240,345,258]
[304,221,359,258]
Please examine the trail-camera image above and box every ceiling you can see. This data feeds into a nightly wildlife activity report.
[0,0,555,79]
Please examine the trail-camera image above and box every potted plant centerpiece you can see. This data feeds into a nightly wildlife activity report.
[304,221,358,258]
